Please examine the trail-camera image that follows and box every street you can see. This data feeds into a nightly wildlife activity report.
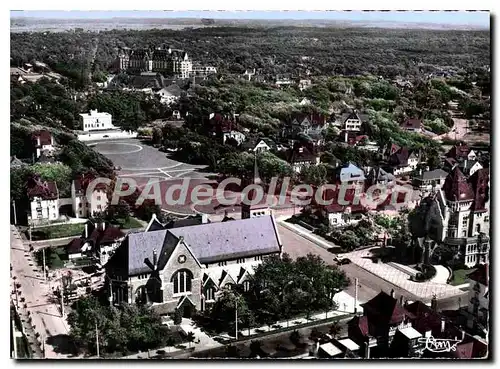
[10,225,72,358]
[278,224,468,309]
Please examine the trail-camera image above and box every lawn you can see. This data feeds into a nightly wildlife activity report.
[30,223,85,241]
[450,268,476,286]
[113,217,144,229]
[35,246,68,270]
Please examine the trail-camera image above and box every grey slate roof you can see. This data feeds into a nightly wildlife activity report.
[128,229,168,275]
[123,215,282,275]
[167,215,282,264]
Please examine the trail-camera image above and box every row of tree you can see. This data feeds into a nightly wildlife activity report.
[197,253,349,335]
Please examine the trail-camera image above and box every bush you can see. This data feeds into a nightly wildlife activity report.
[290,330,302,345]
[173,308,182,325]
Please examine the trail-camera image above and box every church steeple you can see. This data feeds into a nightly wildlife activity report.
[253,151,261,186]
[241,152,270,219]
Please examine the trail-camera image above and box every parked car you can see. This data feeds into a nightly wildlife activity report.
[338,258,351,265]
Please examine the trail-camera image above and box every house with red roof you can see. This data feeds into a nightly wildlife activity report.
[26,176,60,225]
[347,291,424,358]
[282,112,328,139]
[32,130,56,159]
[286,145,321,173]
[400,118,423,133]
[386,147,420,176]
[67,220,126,266]
[71,173,110,218]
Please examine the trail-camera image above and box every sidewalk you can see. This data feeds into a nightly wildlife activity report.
[277,219,339,251]
[11,225,71,359]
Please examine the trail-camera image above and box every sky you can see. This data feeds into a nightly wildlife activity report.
[10,11,490,28]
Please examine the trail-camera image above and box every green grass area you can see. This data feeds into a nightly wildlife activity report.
[35,246,68,270]
[30,223,85,241]
[114,217,144,229]
[450,268,476,286]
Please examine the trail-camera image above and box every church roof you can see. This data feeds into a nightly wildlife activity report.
[167,215,282,264]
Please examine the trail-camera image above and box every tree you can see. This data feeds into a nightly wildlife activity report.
[173,308,182,325]
[225,344,241,358]
[105,200,131,225]
[290,330,302,346]
[329,322,341,338]
[249,340,263,358]
[186,331,196,348]
[135,200,163,222]
[166,336,176,353]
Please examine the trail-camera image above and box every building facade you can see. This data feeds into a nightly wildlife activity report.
[71,175,110,218]
[31,130,55,159]
[79,110,115,132]
[105,215,283,315]
[27,177,60,225]
[416,167,490,268]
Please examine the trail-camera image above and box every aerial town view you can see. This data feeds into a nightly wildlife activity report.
[10,10,490,360]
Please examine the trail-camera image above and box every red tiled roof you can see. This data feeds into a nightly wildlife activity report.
[468,264,488,286]
[67,238,85,255]
[446,144,470,159]
[32,130,53,146]
[453,338,488,359]
[348,315,370,337]
[89,225,125,245]
[387,143,401,156]
[361,291,408,325]
[443,167,475,202]
[401,118,422,130]
[26,177,58,200]
[74,173,108,193]
[405,301,442,334]
[389,147,414,167]
[288,146,319,163]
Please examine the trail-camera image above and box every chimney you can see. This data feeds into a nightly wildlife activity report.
[201,213,208,224]
[426,166,430,172]
[390,289,395,298]
[85,223,88,239]
[399,295,404,305]
[441,318,445,333]
[153,249,158,270]
[461,330,465,340]
[102,222,106,231]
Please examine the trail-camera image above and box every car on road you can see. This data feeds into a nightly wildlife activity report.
[103,135,109,138]
[337,258,351,265]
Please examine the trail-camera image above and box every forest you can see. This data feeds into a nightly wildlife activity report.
[11,27,490,84]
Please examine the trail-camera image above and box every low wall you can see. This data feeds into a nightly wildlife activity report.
[77,131,138,141]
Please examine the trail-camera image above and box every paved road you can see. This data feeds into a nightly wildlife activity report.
[10,225,71,358]
[278,224,378,304]
[278,224,468,309]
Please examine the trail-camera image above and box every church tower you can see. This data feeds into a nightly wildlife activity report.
[241,153,272,219]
